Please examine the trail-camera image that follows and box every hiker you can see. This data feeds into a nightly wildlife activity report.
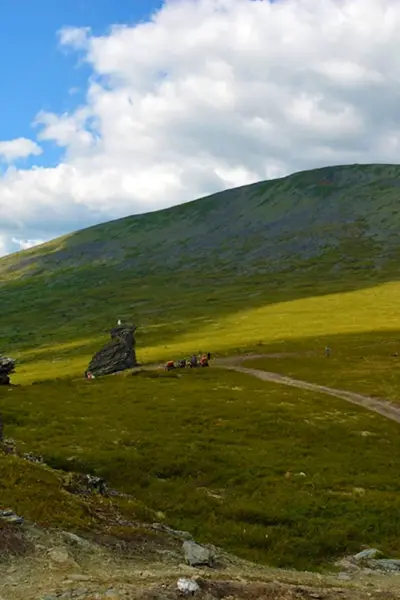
[207,352,211,361]
[324,346,331,358]
[189,354,197,368]
[177,359,186,368]
[200,354,209,367]
[165,360,175,371]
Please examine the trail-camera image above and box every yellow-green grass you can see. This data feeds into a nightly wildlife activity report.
[10,279,400,386]
[244,327,400,403]
[3,368,400,570]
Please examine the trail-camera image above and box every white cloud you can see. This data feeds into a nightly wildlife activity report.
[58,26,91,51]
[0,138,42,163]
[11,237,45,251]
[0,235,8,257]
[2,0,400,253]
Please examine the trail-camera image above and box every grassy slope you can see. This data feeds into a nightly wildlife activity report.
[3,163,400,569]
[2,163,400,382]
[3,368,400,570]
[245,331,400,402]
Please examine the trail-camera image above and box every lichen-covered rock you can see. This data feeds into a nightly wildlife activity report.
[353,548,381,561]
[0,354,15,385]
[183,540,215,567]
[62,472,107,496]
[86,323,138,377]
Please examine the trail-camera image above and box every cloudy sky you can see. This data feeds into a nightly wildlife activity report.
[0,0,399,256]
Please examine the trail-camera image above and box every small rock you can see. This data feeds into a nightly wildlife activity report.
[23,452,44,464]
[177,578,200,595]
[0,509,24,525]
[354,548,381,561]
[369,558,400,572]
[67,574,91,582]
[104,590,120,599]
[183,540,215,567]
[337,573,351,581]
[48,547,71,564]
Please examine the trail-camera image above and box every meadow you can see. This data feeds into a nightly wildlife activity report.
[3,368,400,569]
[3,164,400,570]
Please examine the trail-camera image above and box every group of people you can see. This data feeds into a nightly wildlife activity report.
[165,352,211,371]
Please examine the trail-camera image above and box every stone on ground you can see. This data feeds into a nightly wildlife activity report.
[87,323,138,377]
[183,540,215,567]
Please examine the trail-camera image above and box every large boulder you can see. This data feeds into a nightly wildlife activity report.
[183,540,215,567]
[0,354,15,385]
[86,323,138,377]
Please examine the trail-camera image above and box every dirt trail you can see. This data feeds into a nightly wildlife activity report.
[216,354,400,425]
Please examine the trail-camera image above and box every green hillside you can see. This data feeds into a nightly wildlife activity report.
[1,162,400,379]
[3,163,400,570]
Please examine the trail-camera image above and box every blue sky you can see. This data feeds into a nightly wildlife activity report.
[0,0,163,169]
[0,0,396,256]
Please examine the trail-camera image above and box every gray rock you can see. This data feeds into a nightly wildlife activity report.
[177,578,200,594]
[369,558,400,572]
[0,509,24,525]
[86,323,138,378]
[62,472,107,496]
[0,354,15,385]
[183,540,215,567]
[353,548,381,561]
[48,547,71,564]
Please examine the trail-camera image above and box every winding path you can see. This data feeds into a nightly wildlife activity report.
[215,354,400,425]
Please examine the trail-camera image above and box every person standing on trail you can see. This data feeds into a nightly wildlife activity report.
[200,354,209,367]
[325,346,331,358]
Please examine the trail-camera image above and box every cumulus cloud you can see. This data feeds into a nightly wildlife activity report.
[0,235,8,257]
[0,138,42,163]
[11,237,45,251]
[2,0,400,254]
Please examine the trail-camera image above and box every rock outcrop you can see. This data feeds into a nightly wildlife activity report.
[183,540,215,567]
[0,354,15,385]
[86,323,138,377]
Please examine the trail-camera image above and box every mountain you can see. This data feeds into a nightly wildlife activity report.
[1,162,400,374]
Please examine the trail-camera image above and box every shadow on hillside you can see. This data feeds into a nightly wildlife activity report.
[4,162,400,354]
[1,258,400,357]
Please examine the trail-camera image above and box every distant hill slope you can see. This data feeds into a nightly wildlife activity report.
[2,162,400,373]
[2,163,400,280]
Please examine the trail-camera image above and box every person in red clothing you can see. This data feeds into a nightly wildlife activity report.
[200,354,209,367]
[165,360,175,371]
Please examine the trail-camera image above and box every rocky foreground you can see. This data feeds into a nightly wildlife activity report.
[2,509,400,600]
[2,421,400,599]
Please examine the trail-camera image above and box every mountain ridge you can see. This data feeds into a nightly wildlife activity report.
[2,162,400,371]
[2,162,400,280]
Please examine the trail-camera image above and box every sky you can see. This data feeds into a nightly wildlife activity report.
[0,0,400,256]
